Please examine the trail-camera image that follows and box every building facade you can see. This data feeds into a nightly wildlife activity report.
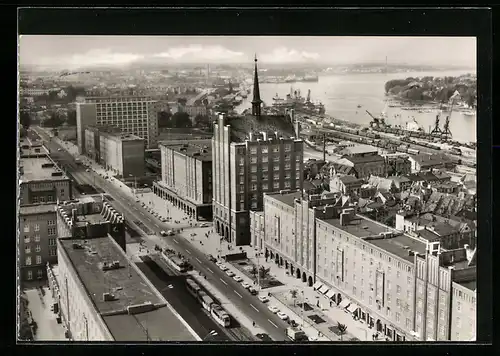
[76,96,160,153]
[252,190,476,341]
[153,140,213,220]
[18,204,58,283]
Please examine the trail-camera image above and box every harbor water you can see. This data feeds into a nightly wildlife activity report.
[237,71,476,143]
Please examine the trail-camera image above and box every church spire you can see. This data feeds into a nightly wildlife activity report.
[252,54,262,117]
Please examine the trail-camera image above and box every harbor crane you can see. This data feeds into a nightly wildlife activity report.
[366,110,387,129]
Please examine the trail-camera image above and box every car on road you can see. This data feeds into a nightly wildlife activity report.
[255,333,273,342]
[268,305,280,314]
[161,218,167,222]
[207,255,217,262]
[233,275,243,282]
[215,261,223,267]
[218,264,228,271]
[199,223,209,227]
[225,270,235,277]
[276,312,289,321]
[241,282,251,289]
[86,169,90,172]
[258,295,269,303]
[248,287,258,295]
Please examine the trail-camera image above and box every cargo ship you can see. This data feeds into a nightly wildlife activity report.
[271,88,325,114]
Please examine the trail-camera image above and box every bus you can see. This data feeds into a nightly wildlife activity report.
[211,304,231,328]
[198,291,214,312]
[162,252,189,273]
[185,278,201,298]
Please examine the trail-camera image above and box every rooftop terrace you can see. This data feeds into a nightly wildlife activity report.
[321,215,427,263]
[20,156,68,183]
[60,236,196,341]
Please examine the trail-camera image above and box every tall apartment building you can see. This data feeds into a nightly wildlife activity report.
[19,204,58,283]
[153,140,213,220]
[76,96,160,153]
[251,190,477,341]
[212,57,304,246]
[84,125,145,178]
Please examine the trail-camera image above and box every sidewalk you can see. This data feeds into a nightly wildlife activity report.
[24,287,66,341]
[187,270,261,340]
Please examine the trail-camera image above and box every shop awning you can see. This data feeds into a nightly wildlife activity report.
[339,299,351,309]
[346,303,359,313]
[313,281,323,290]
[326,289,336,299]
[319,285,330,294]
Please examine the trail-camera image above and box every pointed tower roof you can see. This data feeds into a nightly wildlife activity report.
[252,54,262,105]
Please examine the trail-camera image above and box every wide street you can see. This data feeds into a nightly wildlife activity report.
[34,127,289,341]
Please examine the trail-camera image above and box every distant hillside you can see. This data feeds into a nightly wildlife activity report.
[384,74,477,106]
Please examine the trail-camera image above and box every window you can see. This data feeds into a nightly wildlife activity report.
[353,274,356,283]
[48,228,56,236]
[273,182,279,189]
[37,269,43,278]
[439,325,445,335]
[353,286,357,295]
[397,271,401,278]
[49,248,57,257]
[439,309,445,320]
[25,246,31,254]
[36,255,42,264]
[24,236,30,244]
[361,279,364,286]
[40,196,45,203]
[417,299,423,308]
[284,181,291,188]
[25,257,32,266]
[34,235,40,242]
[48,220,56,226]
[387,281,392,290]
[396,312,401,323]
[250,157,257,163]
[34,224,40,231]
[27,270,33,280]
[388,267,391,274]
[262,156,268,163]
[407,290,411,300]
[369,296,373,305]
[24,225,30,233]
[457,302,461,311]
[239,158,245,166]
[406,318,412,329]
[35,245,41,253]
[397,285,401,294]
[456,317,462,328]
[387,294,391,302]
[407,276,412,285]
[416,311,422,323]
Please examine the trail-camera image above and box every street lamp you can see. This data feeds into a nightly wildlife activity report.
[203,330,218,341]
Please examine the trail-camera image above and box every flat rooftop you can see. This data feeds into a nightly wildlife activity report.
[321,215,427,263]
[459,280,477,292]
[160,139,212,162]
[59,236,196,341]
[74,213,107,227]
[19,203,56,216]
[102,132,144,142]
[266,191,302,208]
[20,157,68,182]
[342,144,378,155]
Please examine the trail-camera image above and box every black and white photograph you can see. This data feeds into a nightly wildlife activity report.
[17,20,481,343]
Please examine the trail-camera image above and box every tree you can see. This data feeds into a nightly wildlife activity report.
[289,289,298,306]
[171,112,192,128]
[194,114,211,128]
[259,266,270,280]
[20,111,32,129]
[250,265,258,281]
[66,110,77,126]
[158,111,173,128]
[177,97,188,106]
[44,113,64,128]
[337,322,348,341]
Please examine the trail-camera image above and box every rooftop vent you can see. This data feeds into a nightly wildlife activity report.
[402,245,410,250]
[127,302,155,315]
[102,260,121,271]
[103,292,117,302]
[362,226,369,230]
[52,171,63,177]
[72,243,84,249]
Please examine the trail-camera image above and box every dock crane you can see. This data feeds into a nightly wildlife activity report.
[366,110,387,129]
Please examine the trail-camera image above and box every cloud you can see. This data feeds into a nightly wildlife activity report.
[260,47,320,63]
[153,45,244,62]
[34,49,144,70]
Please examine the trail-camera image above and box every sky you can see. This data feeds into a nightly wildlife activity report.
[19,36,476,70]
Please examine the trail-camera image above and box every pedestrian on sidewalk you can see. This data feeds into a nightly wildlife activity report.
[252,321,256,327]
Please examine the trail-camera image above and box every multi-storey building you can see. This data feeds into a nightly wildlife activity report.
[18,204,58,283]
[76,96,160,153]
[56,195,126,251]
[47,234,197,341]
[185,105,207,118]
[153,139,212,220]
[212,56,303,246]
[84,125,145,178]
[252,190,476,341]
[19,155,72,206]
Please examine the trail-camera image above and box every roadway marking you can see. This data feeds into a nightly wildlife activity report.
[155,224,159,228]
[250,304,259,312]
[146,218,151,222]
[268,319,279,329]
[207,267,214,273]
[185,249,192,255]
[220,278,228,285]
[173,239,179,244]
[195,257,202,263]
[234,290,243,298]
[140,212,145,216]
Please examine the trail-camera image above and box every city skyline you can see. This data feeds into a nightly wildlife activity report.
[19,36,476,70]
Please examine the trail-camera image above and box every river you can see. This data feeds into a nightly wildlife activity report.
[236,70,476,143]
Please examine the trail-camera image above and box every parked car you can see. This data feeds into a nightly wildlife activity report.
[258,295,269,303]
[255,333,273,341]
[233,275,243,282]
[200,223,209,227]
[248,287,258,295]
[219,264,228,271]
[277,312,289,321]
[225,270,235,277]
[215,261,223,267]
[268,305,280,314]
[207,254,217,262]
[241,282,251,289]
